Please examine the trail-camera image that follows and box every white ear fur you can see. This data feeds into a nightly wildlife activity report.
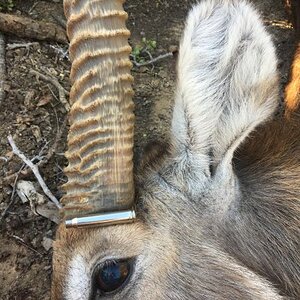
[172,0,279,171]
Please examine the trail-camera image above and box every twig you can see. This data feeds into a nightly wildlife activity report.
[35,141,50,162]
[49,44,69,61]
[0,167,23,222]
[0,32,6,106]
[7,135,62,209]
[11,235,42,256]
[43,117,67,164]
[6,42,39,51]
[145,49,154,60]
[3,117,67,184]
[28,1,39,14]
[131,52,173,67]
[30,69,70,111]
[51,14,67,29]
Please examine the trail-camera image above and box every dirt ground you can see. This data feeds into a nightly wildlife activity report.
[0,0,297,299]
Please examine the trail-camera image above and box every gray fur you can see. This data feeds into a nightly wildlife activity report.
[51,1,300,299]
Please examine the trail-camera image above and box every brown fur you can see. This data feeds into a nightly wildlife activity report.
[285,0,300,116]
[285,42,300,116]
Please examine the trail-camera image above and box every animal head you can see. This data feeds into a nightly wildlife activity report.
[51,0,300,299]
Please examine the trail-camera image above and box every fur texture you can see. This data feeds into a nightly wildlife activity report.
[52,1,300,299]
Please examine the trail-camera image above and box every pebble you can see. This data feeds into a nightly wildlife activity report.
[169,45,178,53]
[42,237,54,252]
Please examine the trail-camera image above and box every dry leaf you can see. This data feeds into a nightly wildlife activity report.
[36,202,60,224]
[31,125,42,143]
[16,180,60,223]
[37,94,52,107]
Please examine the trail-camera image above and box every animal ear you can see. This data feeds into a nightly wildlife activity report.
[172,0,279,173]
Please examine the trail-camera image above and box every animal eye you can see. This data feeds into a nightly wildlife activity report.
[94,259,133,294]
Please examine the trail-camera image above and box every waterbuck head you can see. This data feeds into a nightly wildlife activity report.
[51,0,300,299]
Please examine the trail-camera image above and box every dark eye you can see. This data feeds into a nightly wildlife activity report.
[94,259,133,294]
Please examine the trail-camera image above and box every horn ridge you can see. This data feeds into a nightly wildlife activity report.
[62,0,135,218]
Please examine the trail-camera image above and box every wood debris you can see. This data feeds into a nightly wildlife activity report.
[0,13,68,44]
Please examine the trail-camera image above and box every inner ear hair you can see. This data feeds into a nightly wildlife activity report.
[172,0,279,173]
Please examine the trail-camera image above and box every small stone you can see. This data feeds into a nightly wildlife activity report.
[140,66,148,73]
[16,180,35,203]
[158,70,167,79]
[42,237,53,252]
[3,83,10,92]
[151,79,160,88]
[24,90,35,108]
[169,45,178,53]
[31,237,39,248]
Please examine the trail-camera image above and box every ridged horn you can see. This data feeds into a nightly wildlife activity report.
[62,0,135,220]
